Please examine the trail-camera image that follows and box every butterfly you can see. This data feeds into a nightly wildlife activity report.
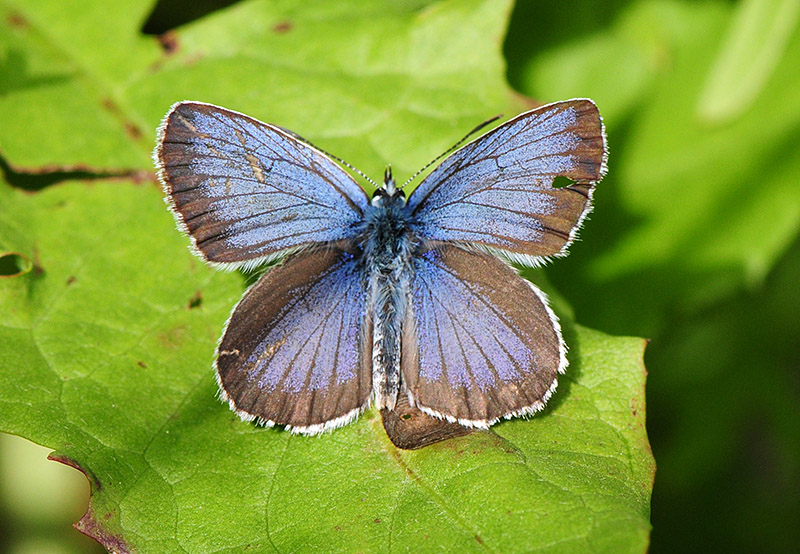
[154,99,606,437]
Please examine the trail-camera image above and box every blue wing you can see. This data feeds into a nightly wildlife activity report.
[402,245,565,427]
[407,99,606,266]
[216,248,372,434]
[155,102,369,269]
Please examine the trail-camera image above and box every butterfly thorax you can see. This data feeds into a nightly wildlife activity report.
[360,170,417,410]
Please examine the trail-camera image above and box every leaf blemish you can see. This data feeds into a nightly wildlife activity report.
[272,20,293,33]
[158,31,180,54]
[101,97,143,141]
[0,252,33,278]
[188,290,203,309]
[124,122,143,141]
[6,11,29,29]
[75,510,131,554]
[158,325,187,349]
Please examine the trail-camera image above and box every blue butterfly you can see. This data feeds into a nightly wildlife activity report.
[154,100,606,437]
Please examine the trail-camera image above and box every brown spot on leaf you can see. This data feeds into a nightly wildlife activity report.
[31,246,44,276]
[137,360,147,368]
[272,20,293,33]
[66,275,77,285]
[124,122,143,141]
[159,325,187,349]
[101,97,144,141]
[158,30,180,54]
[6,11,29,29]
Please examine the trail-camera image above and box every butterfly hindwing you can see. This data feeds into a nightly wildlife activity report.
[155,102,369,268]
[402,245,565,427]
[216,248,372,434]
[407,99,606,265]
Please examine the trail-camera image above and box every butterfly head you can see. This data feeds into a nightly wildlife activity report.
[371,165,406,207]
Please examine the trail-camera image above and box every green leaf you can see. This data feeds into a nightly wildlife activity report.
[0,177,653,552]
[696,0,800,123]
[0,0,160,169]
[606,1,800,287]
[0,0,652,552]
[130,0,522,194]
[512,1,662,124]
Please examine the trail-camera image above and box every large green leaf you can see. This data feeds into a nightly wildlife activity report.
[0,174,653,552]
[0,0,653,552]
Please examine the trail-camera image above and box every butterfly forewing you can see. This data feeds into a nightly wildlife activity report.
[402,245,565,427]
[155,102,369,268]
[216,248,372,433]
[407,99,606,265]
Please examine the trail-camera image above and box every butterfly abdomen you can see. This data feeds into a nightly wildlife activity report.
[361,195,416,410]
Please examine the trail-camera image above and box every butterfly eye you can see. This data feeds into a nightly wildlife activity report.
[371,187,406,206]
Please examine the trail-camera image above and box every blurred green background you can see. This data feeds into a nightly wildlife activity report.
[1,0,799,552]
[505,1,800,553]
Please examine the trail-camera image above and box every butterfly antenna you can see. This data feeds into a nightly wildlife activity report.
[276,125,378,187]
[400,114,503,189]
[325,151,378,188]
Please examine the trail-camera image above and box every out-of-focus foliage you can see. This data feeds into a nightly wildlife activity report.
[507,1,800,552]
